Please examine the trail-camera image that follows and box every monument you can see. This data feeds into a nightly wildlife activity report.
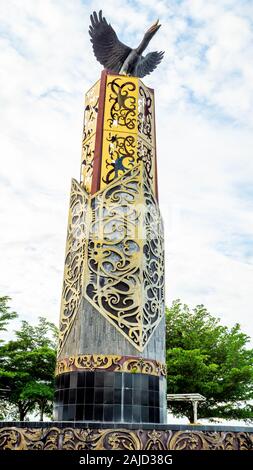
[54,10,167,423]
[1,10,252,452]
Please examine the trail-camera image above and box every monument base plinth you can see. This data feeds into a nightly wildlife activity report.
[0,422,252,450]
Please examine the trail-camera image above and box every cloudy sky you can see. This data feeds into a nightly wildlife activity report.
[1,0,253,342]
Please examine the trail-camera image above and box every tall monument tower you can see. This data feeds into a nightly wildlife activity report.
[54,12,166,423]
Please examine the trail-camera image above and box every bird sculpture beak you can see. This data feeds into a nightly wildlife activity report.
[148,19,161,34]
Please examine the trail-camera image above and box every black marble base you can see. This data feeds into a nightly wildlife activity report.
[54,370,166,423]
[0,421,253,432]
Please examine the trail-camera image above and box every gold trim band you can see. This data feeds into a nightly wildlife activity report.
[56,354,166,377]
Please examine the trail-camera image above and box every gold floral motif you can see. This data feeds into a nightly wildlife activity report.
[58,180,89,355]
[121,357,166,376]
[1,427,252,450]
[144,430,167,450]
[55,355,166,377]
[0,427,60,450]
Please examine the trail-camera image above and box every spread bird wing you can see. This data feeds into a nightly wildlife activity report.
[89,10,131,72]
[135,51,164,78]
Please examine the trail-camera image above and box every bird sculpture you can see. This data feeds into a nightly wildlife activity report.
[89,10,164,78]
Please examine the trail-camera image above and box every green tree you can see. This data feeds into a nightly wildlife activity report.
[0,296,17,342]
[0,316,57,421]
[166,300,253,423]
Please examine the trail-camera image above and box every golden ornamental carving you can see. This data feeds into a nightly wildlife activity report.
[104,77,138,131]
[85,165,143,349]
[138,84,155,146]
[81,79,100,193]
[100,74,157,194]
[81,134,95,193]
[1,427,253,450]
[55,355,167,377]
[84,163,164,351]
[82,79,100,142]
[58,180,89,355]
[142,166,165,345]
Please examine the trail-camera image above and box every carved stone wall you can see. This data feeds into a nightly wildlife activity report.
[0,425,252,450]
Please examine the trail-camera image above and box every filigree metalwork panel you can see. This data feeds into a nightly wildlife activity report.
[58,179,89,355]
[81,133,95,193]
[82,80,100,142]
[1,427,252,450]
[98,75,157,193]
[104,76,138,132]
[138,82,155,146]
[81,80,100,193]
[56,355,166,376]
[137,138,156,194]
[100,131,138,189]
[142,166,165,345]
[83,163,164,351]
[85,166,144,350]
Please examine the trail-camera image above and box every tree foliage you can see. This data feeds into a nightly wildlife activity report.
[166,300,253,422]
[0,301,57,421]
[0,296,17,343]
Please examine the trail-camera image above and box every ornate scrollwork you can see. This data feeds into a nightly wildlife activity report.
[82,80,100,141]
[0,427,60,450]
[122,357,166,376]
[101,132,136,186]
[1,427,252,450]
[106,78,137,130]
[137,139,155,190]
[58,180,88,355]
[81,135,95,193]
[142,165,165,345]
[138,84,153,143]
[85,166,143,349]
[83,162,164,350]
[55,355,166,376]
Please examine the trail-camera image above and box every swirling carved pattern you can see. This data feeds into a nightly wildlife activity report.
[84,163,164,350]
[121,357,167,376]
[1,427,252,450]
[82,80,100,141]
[106,78,137,130]
[55,355,166,377]
[137,139,154,191]
[85,166,143,349]
[58,180,88,355]
[142,166,165,345]
[81,135,95,193]
[101,133,136,185]
[138,85,153,144]
[0,427,60,450]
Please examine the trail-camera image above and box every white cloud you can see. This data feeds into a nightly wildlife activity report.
[0,0,253,344]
